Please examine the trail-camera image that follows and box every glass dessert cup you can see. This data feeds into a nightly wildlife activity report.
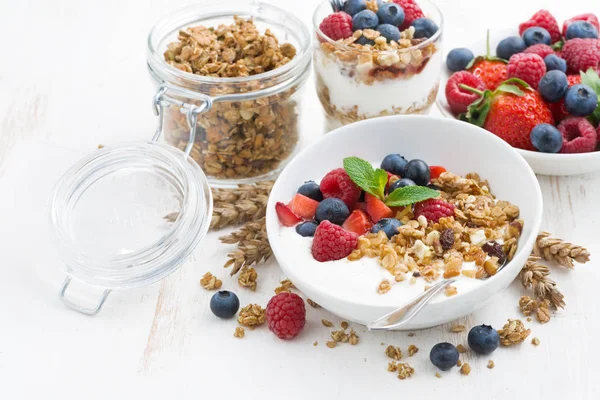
[312,0,443,131]
[147,1,312,187]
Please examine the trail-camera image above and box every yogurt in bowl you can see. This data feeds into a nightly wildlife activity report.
[266,116,542,329]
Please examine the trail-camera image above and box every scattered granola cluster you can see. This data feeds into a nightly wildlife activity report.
[237,303,266,327]
[200,272,222,290]
[162,17,301,180]
[497,319,531,346]
[348,172,523,294]
[324,320,359,348]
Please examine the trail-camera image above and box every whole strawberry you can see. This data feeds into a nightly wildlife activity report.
[563,14,600,37]
[507,53,546,89]
[266,292,306,340]
[519,10,561,44]
[392,0,425,31]
[319,12,353,41]
[562,38,600,74]
[461,79,554,151]
[469,59,508,90]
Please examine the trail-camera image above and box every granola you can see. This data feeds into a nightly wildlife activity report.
[162,17,301,179]
[237,266,258,290]
[237,304,265,327]
[200,272,222,290]
[497,319,531,346]
[385,345,403,360]
[233,327,245,338]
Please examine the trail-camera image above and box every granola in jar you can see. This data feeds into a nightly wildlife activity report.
[312,0,443,130]
[147,3,311,184]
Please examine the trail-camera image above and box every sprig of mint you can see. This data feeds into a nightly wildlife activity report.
[581,68,600,127]
[343,157,439,206]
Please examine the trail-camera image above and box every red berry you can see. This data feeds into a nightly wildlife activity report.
[558,117,598,153]
[507,53,546,90]
[429,166,447,180]
[319,12,353,41]
[386,172,400,191]
[266,292,306,340]
[413,199,456,223]
[468,59,508,91]
[320,168,362,208]
[519,10,561,44]
[342,210,373,236]
[311,220,358,262]
[547,75,582,122]
[523,44,555,60]
[445,71,486,114]
[563,14,600,36]
[393,0,425,31]
[289,193,319,220]
[365,193,393,222]
[561,38,600,74]
[276,202,301,227]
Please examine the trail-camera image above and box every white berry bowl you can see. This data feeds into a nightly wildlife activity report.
[265,115,542,329]
[436,28,600,176]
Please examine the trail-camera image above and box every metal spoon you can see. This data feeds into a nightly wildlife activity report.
[328,0,344,12]
[367,259,509,331]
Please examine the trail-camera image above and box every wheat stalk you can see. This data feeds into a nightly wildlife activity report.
[220,216,272,275]
[520,255,565,309]
[533,232,590,268]
[210,181,274,230]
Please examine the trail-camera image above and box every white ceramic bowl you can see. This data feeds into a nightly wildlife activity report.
[436,29,600,176]
[266,115,543,329]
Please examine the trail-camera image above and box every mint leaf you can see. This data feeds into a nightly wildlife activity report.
[581,68,600,126]
[385,186,440,207]
[343,157,387,199]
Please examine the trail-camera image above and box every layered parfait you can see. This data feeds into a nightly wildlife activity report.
[274,153,523,297]
[313,0,443,129]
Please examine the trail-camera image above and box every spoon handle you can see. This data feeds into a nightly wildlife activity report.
[367,278,457,331]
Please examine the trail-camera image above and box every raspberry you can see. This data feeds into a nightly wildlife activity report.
[392,0,425,31]
[523,44,555,60]
[445,71,486,114]
[320,168,362,208]
[558,117,598,153]
[562,38,600,74]
[319,12,353,41]
[413,199,455,223]
[563,14,600,36]
[519,10,561,44]
[507,53,546,89]
[265,292,306,340]
[547,74,582,122]
[311,220,358,262]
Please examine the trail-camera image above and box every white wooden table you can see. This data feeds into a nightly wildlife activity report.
[1,0,598,397]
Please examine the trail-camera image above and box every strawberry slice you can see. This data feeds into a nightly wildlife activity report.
[353,202,367,212]
[289,193,319,220]
[276,202,302,227]
[342,210,373,236]
[386,172,400,191]
[365,193,393,222]
[429,166,447,180]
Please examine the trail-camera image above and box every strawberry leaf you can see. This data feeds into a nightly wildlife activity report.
[581,68,600,126]
[385,186,439,207]
[343,157,387,200]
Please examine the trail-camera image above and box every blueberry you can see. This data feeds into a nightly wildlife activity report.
[380,153,408,176]
[376,24,401,42]
[343,0,367,16]
[544,54,567,73]
[315,198,350,225]
[411,18,439,39]
[468,325,500,355]
[352,10,379,31]
[430,342,459,371]
[210,290,240,319]
[403,159,430,186]
[389,178,416,193]
[495,36,526,60]
[538,70,569,103]
[446,48,475,72]
[296,221,318,237]
[522,27,551,47]
[370,218,403,239]
[566,21,599,40]
[297,180,323,201]
[530,124,563,153]
[565,84,599,117]
[356,36,375,46]
[376,3,405,27]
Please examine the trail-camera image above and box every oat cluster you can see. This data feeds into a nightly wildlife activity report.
[325,321,359,347]
[388,362,415,380]
[237,267,258,290]
[518,295,551,324]
[233,327,245,338]
[200,272,222,290]
[162,18,300,180]
[348,172,523,294]
[497,319,531,346]
[274,279,295,294]
[237,304,265,327]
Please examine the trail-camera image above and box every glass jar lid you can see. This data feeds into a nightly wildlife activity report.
[49,140,212,314]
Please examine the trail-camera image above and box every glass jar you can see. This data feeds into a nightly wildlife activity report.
[312,0,443,131]
[147,1,312,187]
